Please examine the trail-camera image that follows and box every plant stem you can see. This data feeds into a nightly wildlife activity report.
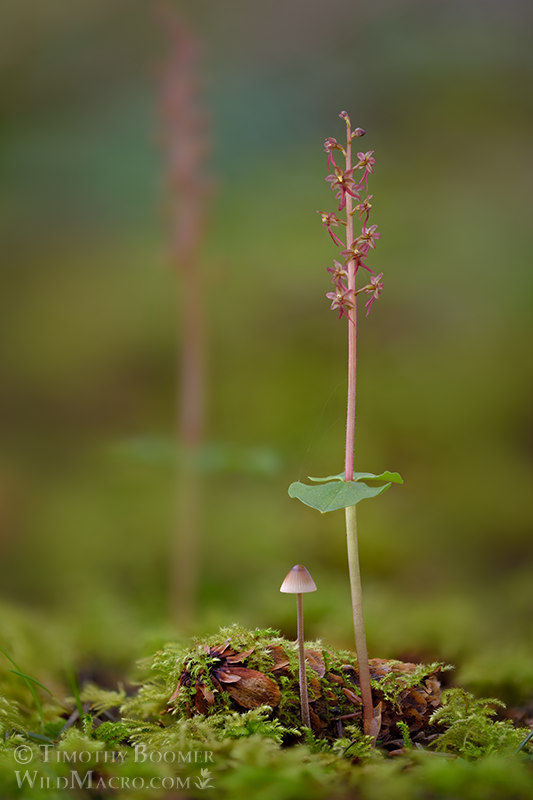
[296,593,311,728]
[178,259,207,450]
[343,116,374,737]
[345,505,374,735]
[160,17,211,629]
[344,138,356,484]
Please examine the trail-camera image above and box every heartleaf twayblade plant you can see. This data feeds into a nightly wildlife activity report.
[288,111,403,737]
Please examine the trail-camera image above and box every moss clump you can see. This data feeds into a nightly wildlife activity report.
[120,626,451,751]
[430,688,529,758]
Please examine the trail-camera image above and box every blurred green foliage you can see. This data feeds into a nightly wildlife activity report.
[0,0,532,710]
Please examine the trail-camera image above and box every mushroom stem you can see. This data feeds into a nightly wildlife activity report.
[296,592,311,728]
[280,564,316,729]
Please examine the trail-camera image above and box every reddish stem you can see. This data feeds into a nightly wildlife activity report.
[341,115,374,738]
[344,131,356,482]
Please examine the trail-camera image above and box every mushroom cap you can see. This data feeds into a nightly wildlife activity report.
[280,564,317,594]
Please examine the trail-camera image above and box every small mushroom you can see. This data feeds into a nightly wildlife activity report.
[280,564,317,728]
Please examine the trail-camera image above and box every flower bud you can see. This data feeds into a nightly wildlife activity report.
[323,137,341,152]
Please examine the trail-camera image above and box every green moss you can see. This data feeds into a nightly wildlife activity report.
[430,688,530,758]
[0,695,24,740]
[79,684,127,714]
[372,660,451,706]
[0,623,531,800]
[92,720,131,747]
[331,725,378,761]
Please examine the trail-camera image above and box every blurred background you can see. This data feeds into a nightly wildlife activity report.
[0,0,532,700]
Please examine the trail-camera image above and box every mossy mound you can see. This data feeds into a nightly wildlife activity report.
[156,626,446,751]
[118,625,531,760]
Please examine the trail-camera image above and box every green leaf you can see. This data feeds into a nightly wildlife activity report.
[354,470,403,485]
[307,472,345,483]
[9,670,54,697]
[0,647,45,728]
[109,437,281,476]
[288,480,390,513]
[26,731,54,744]
[307,470,403,485]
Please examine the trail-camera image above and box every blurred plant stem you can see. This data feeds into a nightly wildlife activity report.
[172,257,207,630]
[159,7,212,630]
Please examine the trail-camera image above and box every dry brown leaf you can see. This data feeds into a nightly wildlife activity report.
[305,649,326,677]
[223,667,281,709]
[369,659,394,679]
[194,681,214,714]
[309,706,326,732]
[324,689,338,704]
[400,688,428,730]
[424,675,443,708]
[215,669,242,684]
[225,648,255,664]
[169,673,186,703]
[308,676,322,698]
[267,644,291,672]
[325,671,345,686]
[210,639,232,656]
[342,687,362,706]
[197,682,215,705]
